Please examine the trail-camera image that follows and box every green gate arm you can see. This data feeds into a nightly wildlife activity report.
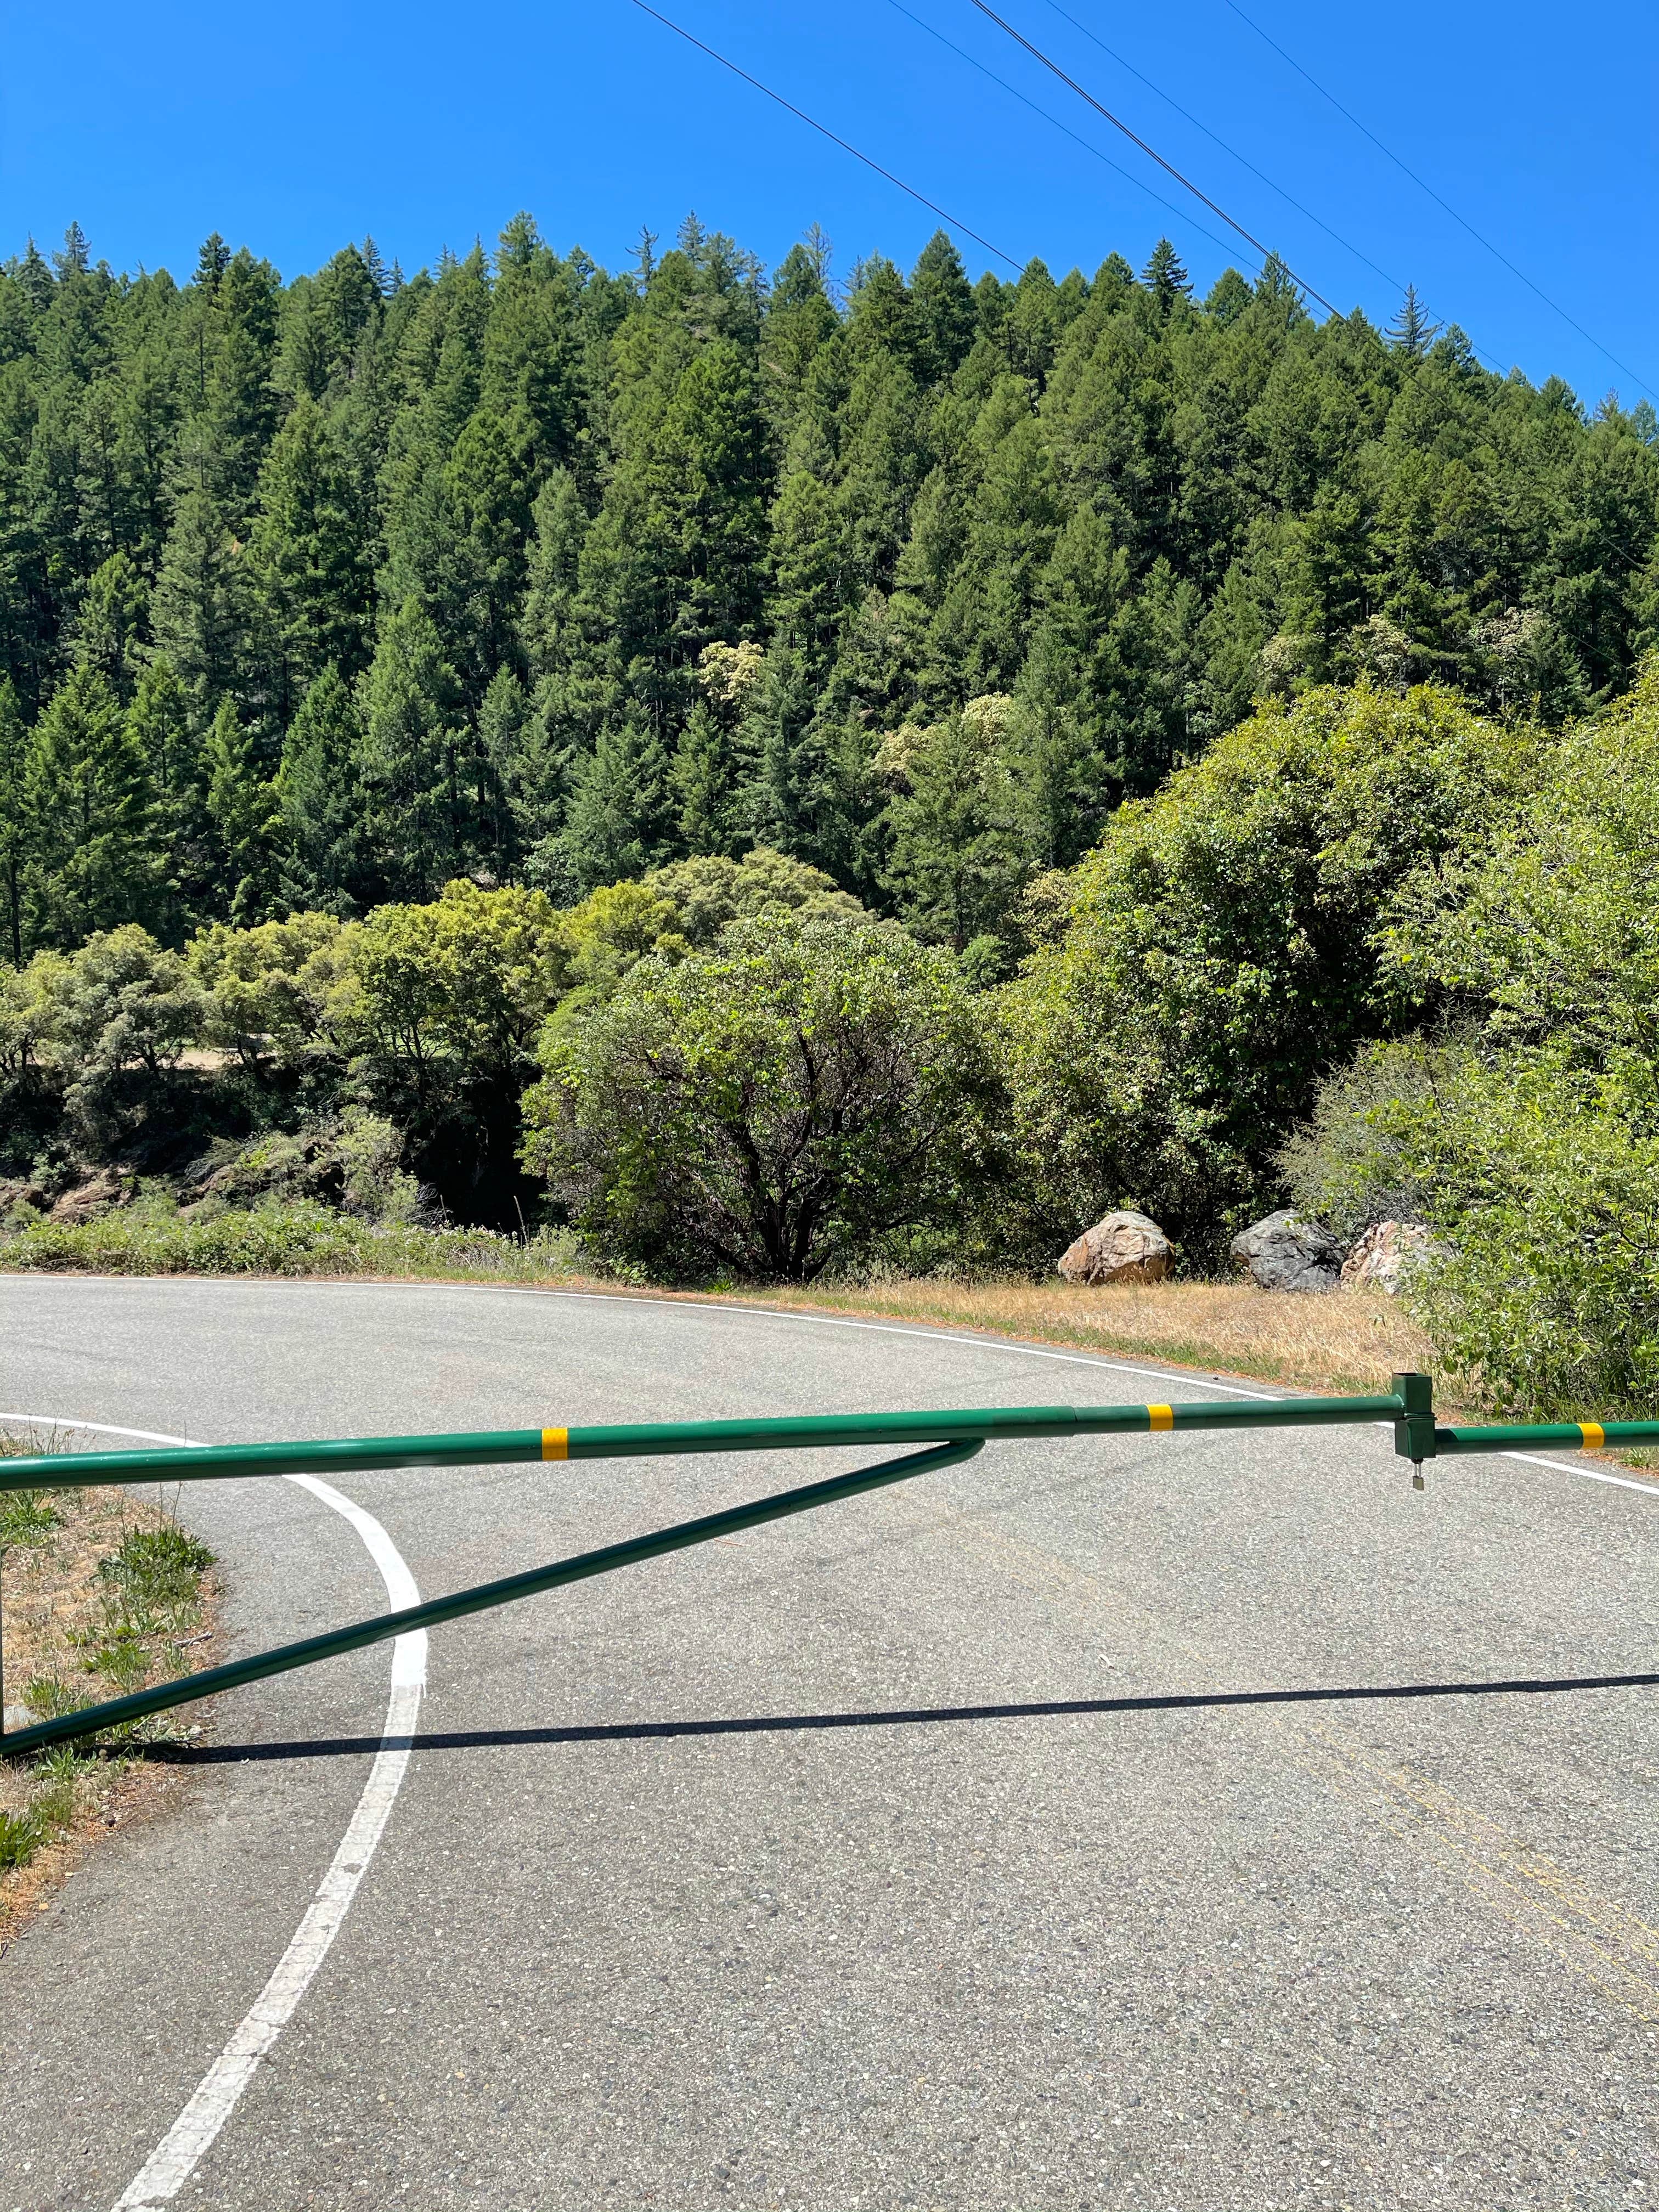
[0,1436,986,1756]
[0,1392,1408,1492]
[1432,1420,1659,1455]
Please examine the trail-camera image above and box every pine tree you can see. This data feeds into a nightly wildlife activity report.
[70,551,148,698]
[670,701,745,855]
[151,480,247,711]
[202,249,280,522]
[520,470,589,680]
[127,656,209,935]
[278,664,367,913]
[910,233,976,384]
[0,679,26,964]
[1141,239,1192,314]
[204,697,285,924]
[562,717,674,890]
[357,597,482,899]
[1387,284,1439,358]
[881,701,1028,950]
[24,669,157,945]
[248,394,373,715]
[194,234,231,291]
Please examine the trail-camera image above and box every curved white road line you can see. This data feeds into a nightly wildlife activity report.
[0,1413,426,2212]
[5,1291,1650,2196]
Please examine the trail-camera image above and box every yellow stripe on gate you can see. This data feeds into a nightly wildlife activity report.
[542,1427,569,1461]
[1579,1422,1606,1452]
[1147,1404,1175,1432]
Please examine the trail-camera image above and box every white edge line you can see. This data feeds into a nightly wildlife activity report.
[0,1412,426,2212]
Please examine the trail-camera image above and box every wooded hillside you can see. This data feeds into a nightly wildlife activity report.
[4,214,1657,964]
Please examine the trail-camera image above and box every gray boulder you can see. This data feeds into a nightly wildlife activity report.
[1229,1209,1342,1294]
[1057,1210,1173,1285]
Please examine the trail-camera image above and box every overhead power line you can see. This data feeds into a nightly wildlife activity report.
[1035,0,1407,299]
[1216,0,1655,401]
[967,0,1341,315]
[884,0,1256,272]
[626,0,1024,271]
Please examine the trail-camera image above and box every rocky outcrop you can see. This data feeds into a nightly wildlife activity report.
[1229,1209,1342,1293]
[1057,1210,1173,1285]
[47,1168,132,1223]
[0,1178,47,1218]
[1340,1220,1432,1295]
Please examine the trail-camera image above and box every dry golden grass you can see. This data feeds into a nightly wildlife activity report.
[710,1277,1435,1397]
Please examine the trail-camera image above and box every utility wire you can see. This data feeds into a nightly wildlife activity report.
[627,0,1024,271]
[1216,0,1655,400]
[967,0,1340,314]
[1035,0,1405,298]
[1032,0,1520,377]
[884,0,1254,272]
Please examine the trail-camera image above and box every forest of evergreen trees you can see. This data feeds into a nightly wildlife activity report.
[2,211,1657,968]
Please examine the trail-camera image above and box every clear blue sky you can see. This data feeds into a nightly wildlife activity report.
[3,0,1654,407]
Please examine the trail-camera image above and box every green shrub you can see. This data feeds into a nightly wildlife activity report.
[0,1195,579,1284]
[524,917,1006,1280]
[1276,1032,1473,1244]
[1000,683,1537,1260]
[1290,1041,1659,1418]
[1403,1060,1659,1420]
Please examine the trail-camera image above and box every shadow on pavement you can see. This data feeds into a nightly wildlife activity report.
[144,1669,1659,1764]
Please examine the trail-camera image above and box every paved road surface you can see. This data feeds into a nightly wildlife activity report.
[2,1276,1657,2211]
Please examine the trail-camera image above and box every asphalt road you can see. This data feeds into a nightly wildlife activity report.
[2,1275,1658,2212]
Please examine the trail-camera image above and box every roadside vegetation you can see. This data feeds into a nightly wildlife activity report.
[3,217,1657,1425]
[1,1433,216,1937]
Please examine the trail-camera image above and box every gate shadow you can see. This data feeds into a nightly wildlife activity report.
[144,1668,1659,1764]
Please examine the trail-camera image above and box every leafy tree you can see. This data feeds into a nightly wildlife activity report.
[1001,684,1538,1256]
[523,917,1005,1278]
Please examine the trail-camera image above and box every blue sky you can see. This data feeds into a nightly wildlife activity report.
[3,0,1654,408]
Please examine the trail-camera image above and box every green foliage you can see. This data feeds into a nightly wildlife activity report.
[2,213,1653,967]
[524,917,1005,1280]
[0,1809,41,1870]
[1000,684,1533,1256]
[1281,661,1659,1414]
[0,1193,578,1281]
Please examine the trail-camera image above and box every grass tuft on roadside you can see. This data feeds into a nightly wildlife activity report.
[2,1430,218,1936]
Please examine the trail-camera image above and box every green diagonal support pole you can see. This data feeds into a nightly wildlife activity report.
[7,1373,1658,1761]
[0,1437,983,1757]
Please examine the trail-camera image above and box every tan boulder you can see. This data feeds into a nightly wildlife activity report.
[1341,1220,1432,1295]
[1057,1210,1172,1285]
